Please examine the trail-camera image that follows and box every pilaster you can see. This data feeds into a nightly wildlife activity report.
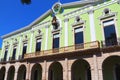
[44,26,49,50]
[88,8,96,41]
[7,38,13,61]
[29,30,34,52]
[64,18,69,47]
[17,34,23,60]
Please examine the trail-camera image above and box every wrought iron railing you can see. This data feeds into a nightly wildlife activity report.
[24,41,100,59]
[101,38,120,48]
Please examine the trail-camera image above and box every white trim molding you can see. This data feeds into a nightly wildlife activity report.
[29,30,34,53]
[64,18,69,46]
[88,9,96,41]
[44,26,49,50]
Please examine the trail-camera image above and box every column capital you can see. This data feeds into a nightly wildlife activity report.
[45,25,50,28]
[87,9,94,14]
[19,34,23,37]
[31,30,34,33]
[64,18,69,22]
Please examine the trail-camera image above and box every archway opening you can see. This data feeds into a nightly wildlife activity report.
[102,56,120,80]
[7,66,15,80]
[48,62,63,80]
[31,63,42,80]
[71,59,91,80]
[0,67,6,80]
[17,65,26,80]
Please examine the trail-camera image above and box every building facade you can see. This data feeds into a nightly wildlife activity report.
[0,0,120,80]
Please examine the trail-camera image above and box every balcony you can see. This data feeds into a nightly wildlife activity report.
[24,41,100,59]
[101,38,120,52]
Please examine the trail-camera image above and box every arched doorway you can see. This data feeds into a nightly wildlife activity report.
[17,65,26,80]
[102,56,120,80]
[31,63,42,80]
[71,59,91,80]
[0,67,6,80]
[48,62,63,80]
[7,66,15,80]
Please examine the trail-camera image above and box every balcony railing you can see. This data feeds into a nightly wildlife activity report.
[101,38,120,48]
[24,41,100,59]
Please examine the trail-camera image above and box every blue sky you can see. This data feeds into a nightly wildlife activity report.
[0,0,78,48]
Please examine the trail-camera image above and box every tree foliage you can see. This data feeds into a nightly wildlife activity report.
[21,0,31,5]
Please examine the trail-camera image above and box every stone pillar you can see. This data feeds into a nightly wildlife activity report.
[45,26,49,50]
[64,18,69,47]
[4,64,10,80]
[93,55,99,80]
[14,63,19,80]
[63,58,68,80]
[14,71,18,80]
[88,7,96,41]
[68,69,71,80]
[98,67,103,80]
[4,70,8,80]
[42,60,47,80]
[17,34,23,60]
[26,63,31,80]
[29,30,34,53]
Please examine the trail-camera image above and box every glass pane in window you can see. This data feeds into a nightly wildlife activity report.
[75,31,83,44]
[104,24,117,46]
[4,50,8,61]
[36,42,41,51]
[53,37,59,49]
[22,46,27,58]
[12,48,16,60]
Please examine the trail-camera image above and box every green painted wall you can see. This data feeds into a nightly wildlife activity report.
[94,1,120,42]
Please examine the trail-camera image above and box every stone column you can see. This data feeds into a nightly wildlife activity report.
[88,8,96,41]
[17,34,23,60]
[26,63,31,80]
[45,26,49,50]
[14,63,19,80]
[63,58,68,80]
[4,70,8,80]
[14,71,18,80]
[4,64,10,80]
[42,60,47,80]
[93,55,99,80]
[68,60,71,80]
[98,67,103,80]
[29,30,34,53]
[68,69,71,80]
[64,18,69,47]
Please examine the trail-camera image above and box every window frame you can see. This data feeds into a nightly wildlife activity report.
[3,47,8,61]
[72,24,85,45]
[12,45,17,60]
[35,38,42,52]
[22,42,27,58]
[52,33,60,49]
[100,17,118,42]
